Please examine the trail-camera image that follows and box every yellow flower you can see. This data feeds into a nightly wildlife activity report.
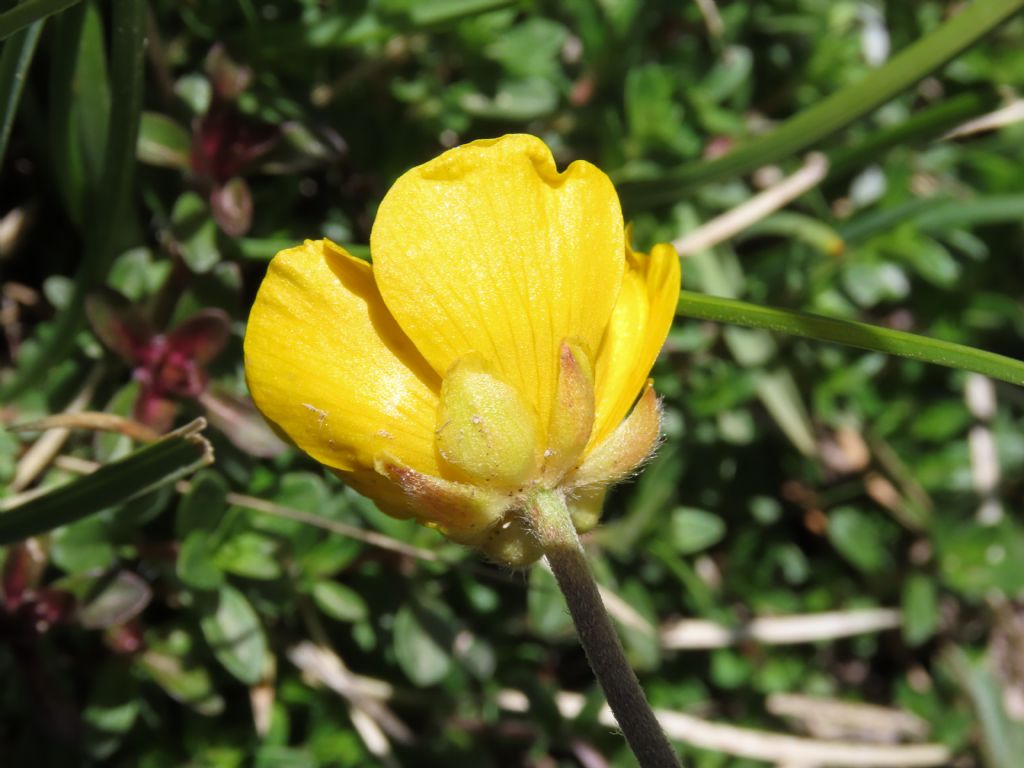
[244,135,679,565]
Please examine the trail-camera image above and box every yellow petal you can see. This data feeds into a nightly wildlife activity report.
[370,134,625,438]
[244,239,441,475]
[590,240,679,447]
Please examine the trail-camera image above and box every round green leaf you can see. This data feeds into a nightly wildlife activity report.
[902,573,939,647]
[828,507,892,574]
[392,602,452,687]
[136,112,191,169]
[199,584,267,685]
[312,581,367,623]
[176,470,228,537]
[177,531,224,591]
[669,507,726,555]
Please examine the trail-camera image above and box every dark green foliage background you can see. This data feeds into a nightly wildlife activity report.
[2,1,1024,766]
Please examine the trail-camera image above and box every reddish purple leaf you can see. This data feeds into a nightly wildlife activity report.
[85,289,154,364]
[2,543,32,610]
[166,309,231,365]
[105,621,145,655]
[190,106,278,185]
[24,588,75,632]
[134,388,178,432]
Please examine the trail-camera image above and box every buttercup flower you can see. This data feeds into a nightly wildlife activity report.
[244,135,679,565]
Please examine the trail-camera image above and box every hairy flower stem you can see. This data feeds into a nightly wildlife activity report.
[530,489,682,768]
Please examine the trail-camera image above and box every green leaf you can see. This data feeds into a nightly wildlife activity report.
[755,369,817,456]
[254,747,317,768]
[901,573,938,647]
[619,0,1024,206]
[46,0,110,226]
[677,290,1024,388]
[454,631,495,681]
[0,0,82,41]
[937,521,1024,599]
[297,537,361,579]
[484,18,566,78]
[46,2,88,225]
[107,247,171,301]
[177,532,224,591]
[199,584,268,685]
[0,430,17,489]
[461,77,559,120]
[0,0,145,400]
[828,90,1000,181]
[137,111,192,169]
[624,64,696,157]
[0,421,212,545]
[174,72,211,114]
[743,212,845,257]
[0,19,43,169]
[214,532,282,580]
[945,647,1024,768]
[312,581,368,623]
[711,648,753,689]
[909,401,971,441]
[669,507,726,555]
[172,192,221,273]
[139,630,224,716]
[903,238,961,287]
[392,601,453,687]
[916,194,1024,233]
[407,0,519,27]
[72,1,111,198]
[828,507,891,574]
[51,515,115,573]
[176,470,229,537]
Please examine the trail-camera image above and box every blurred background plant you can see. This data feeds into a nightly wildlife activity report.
[2,0,1024,766]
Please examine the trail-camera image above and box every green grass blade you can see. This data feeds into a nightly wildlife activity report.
[945,647,1024,768]
[620,0,1024,208]
[0,0,81,40]
[839,194,1024,243]
[408,0,519,27]
[913,194,1024,232]
[678,290,1024,387]
[0,0,145,401]
[0,19,42,167]
[0,421,213,545]
[827,90,999,181]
